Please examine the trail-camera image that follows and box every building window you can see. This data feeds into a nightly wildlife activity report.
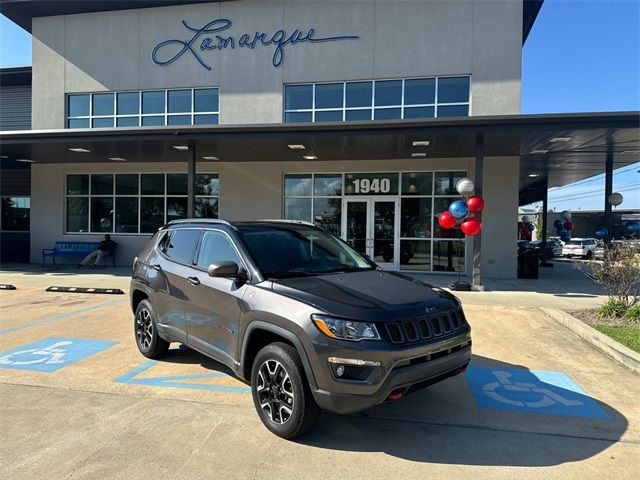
[284,76,470,123]
[66,88,219,129]
[65,173,219,234]
[282,171,467,272]
[283,173,342,236]
[1,196,30,231]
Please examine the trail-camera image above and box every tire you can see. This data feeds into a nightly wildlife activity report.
[134,299,170,358]
[251,342,319,439]
[585,250,593,260]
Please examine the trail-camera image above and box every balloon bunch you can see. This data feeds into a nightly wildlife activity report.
[553,210,573,242]
[519,215,536,240]
[437,178,483,236]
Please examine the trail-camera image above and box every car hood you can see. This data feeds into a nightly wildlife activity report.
[270,270,459,321]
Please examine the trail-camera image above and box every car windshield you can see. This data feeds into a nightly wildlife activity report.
[236,224,374,278]
[566,240,584,245]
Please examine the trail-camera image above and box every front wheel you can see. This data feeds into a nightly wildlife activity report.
[584,250,593,260]
[251,342,319,439]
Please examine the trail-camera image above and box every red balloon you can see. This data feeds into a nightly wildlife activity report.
[461,217,482,236]
[564,221,573,231]
[466,195,485,213]
[438,211,457,229]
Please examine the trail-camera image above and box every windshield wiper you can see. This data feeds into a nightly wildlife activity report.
[265,270,316,279]
[316,266,374,274]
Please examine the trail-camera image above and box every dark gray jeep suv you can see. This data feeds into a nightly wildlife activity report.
[130,219,471,438]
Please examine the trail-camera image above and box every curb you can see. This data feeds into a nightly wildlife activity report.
[540,307,640,375]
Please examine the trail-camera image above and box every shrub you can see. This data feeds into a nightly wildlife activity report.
[597,299,629,318]
[624,303,640,323]
[580,242,640,309]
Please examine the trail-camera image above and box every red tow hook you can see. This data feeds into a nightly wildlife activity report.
[458,362,470,373]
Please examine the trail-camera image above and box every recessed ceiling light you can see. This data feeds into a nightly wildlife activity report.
[302,155,318,160]
[530,149,548,154]
[550,137,571,143]
[202,156,219,161]
[0,155,8,159]
[16,158,35,163]
[529,173,540,177]
[69,148,90,153]
[411,152,427,158]
[412,140,430,147]
[108,157,126,162]
[172,145,189,151]
[288,144,306,150]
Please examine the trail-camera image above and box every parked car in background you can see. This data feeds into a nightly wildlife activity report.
[562,238,598,259]
[549,236,564,246]
[530,238,563,258]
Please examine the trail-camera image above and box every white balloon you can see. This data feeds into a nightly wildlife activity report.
[456,177,475,195]
[522,215,530,223]
[608,192,623,207]
[561,210,572,220]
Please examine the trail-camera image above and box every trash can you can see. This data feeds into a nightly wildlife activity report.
[518,247,539,279]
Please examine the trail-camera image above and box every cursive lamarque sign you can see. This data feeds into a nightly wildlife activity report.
[152,18,359,71]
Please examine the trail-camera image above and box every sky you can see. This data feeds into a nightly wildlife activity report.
[0,0,638,211]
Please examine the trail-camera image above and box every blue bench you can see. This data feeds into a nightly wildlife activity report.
[42,242,116,267]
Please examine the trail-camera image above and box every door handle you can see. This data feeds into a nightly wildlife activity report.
[150,264,162,271]
[187,276,201,286]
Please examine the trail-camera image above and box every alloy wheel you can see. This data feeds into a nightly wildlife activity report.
[257,359,295,424]
[136,308,154,351]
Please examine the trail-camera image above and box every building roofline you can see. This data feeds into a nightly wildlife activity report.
[2,0,544,43]
[0,66,32,87]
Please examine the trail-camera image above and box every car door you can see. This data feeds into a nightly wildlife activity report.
[183,228,249,367]
[146,228,201,343]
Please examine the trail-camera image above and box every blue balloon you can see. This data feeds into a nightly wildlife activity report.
[527,223,535,231]
[448,200,468,219]
[626,221,640,233]
[556,227,564,235]
[553,219,563,229]
[593,227,608,239]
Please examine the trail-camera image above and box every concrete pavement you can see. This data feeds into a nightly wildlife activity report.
[1,266,638,479]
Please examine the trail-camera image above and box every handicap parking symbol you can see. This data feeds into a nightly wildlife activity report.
[0,337,116,372]
[466,366,610,419]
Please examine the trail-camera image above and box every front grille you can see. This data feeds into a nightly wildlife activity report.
[384,307,468,345]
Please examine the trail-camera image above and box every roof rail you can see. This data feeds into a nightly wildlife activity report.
[166,219,232,226]
[257,219,316,227]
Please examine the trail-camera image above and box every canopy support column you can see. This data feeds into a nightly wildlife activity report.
[540,175,553,267]
[187,142,196,218]
[472,132,484,289]
[604,147,614,243]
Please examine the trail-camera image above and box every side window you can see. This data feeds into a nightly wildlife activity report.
[157,231,171,253]
[196,230,243,269]
[164,229,201,264]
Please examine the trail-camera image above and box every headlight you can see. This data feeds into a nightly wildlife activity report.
[311,314,380,341]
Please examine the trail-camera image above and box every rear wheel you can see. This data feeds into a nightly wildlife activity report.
[134,299,169,358]
[251,342,319,439]
[584,250,593,260]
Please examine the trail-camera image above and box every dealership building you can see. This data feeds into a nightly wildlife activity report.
[1,0,638,284]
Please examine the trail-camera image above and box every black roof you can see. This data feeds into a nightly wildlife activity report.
[0,66,32,86]
[1,0,544,44]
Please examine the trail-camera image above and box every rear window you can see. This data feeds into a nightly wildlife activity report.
[163,228,201,264]
[565,240,583,246]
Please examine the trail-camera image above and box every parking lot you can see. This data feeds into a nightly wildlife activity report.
[1,267,639,479]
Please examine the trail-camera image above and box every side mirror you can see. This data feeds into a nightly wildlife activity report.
[207,261,246,281]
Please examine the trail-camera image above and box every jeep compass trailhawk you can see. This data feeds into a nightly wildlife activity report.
[130,219,471,438]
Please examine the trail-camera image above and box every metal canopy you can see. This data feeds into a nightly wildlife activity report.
[1,111,638,205]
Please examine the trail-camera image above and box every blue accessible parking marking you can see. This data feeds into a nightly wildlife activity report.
[114,360,251,393]
[0,337,116,372]
[465,366,610,420]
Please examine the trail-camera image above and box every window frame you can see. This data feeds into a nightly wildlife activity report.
[64,173,220,235]
[283,75,471,123]
[66,88,220,129]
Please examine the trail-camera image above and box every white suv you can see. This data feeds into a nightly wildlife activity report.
[562,238,597,259]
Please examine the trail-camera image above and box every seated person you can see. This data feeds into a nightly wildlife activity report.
[76,234,117,269]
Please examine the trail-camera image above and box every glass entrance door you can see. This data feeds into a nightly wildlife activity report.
[343,198,398,270]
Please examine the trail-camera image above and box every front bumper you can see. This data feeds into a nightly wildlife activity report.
[302,326,472,415]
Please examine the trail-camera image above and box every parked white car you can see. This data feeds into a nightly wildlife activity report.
[562,238,598,259]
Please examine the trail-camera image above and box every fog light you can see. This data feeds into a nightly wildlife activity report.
[336,365,345,377]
